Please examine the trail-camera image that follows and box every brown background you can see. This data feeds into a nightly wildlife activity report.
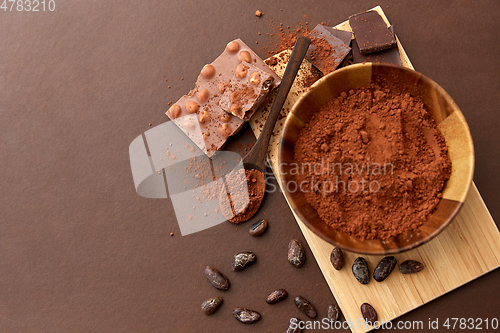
[1,1,499,332]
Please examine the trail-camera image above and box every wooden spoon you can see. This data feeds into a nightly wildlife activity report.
[220,36,311,223]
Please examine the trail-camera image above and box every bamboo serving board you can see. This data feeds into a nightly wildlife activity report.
[249,6,500,333]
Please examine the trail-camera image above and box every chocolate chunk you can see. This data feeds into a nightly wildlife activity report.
[266,289,288,304]
[165,39,281,157]
[201,296,223,315]
[306,24,351,74]
[349,10,397,54]
[327,301,341,322]
[319,27,354,68]
[219,168,265,224]
[373,256,397,282]
[205,266,230,290]
[351,37,402,66]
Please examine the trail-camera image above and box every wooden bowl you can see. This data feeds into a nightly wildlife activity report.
[279,63,474,254]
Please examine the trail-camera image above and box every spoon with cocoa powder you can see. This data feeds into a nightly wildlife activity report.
[219,36,311,223]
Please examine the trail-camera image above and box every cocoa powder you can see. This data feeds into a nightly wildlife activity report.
[293,84,451,240]
[266,24,345,76]
[219,168,265,224]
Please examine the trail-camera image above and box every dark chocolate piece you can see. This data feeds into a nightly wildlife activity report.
[218,63,273,119]
[349,10,397,54]
[165,39,281,157]
[306,24,351,74]
[338,50,354,68]
[351,26,402,66]
[321,26,353,47]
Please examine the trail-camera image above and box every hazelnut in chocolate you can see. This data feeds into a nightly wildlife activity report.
[218,62,273,119]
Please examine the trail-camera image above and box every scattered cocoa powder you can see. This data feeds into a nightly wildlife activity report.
[293,84,451,240]
[265,24,309,57]
[219,169,265,224]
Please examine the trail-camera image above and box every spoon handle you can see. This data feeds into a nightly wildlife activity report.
[257,36,311,155]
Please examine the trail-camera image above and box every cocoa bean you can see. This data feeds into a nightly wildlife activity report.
[205,266,230,290]
[294,296,317,319]
[249,218,268,236]
[373,256,397,282]
[352,257,370,284]
[201,296,222,315]
[288,239,306,268]
[233,308,261,324]
[231,251,257,271]
[360,302,377,325]
[399,260,424,274]
[330,247,344,270]
[266,289,288,304]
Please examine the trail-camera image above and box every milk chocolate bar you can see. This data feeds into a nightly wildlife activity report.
[349,10,397,54]
[306,24,351,74]
[166,39,281,158]
[217,62,273,119]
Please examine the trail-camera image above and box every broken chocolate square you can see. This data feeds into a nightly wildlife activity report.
[321,26,353,47]
[306,24,351,74]
[349,10,397,54]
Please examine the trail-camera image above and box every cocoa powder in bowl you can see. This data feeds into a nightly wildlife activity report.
[293,84,451,240]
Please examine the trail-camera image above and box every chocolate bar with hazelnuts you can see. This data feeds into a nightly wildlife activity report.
[165,39,281,158]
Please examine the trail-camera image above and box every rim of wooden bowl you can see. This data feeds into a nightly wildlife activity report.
[278,63,474,255]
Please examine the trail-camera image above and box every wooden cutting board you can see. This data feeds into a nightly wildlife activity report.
[249,6,500,333]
